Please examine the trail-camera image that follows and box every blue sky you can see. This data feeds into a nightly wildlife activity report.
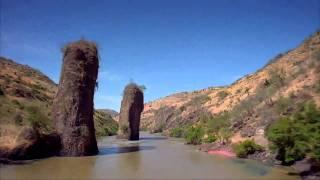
[0,0,319,111]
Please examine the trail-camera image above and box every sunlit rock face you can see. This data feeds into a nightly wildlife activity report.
[52,40,99,156]
[118,83,144,140]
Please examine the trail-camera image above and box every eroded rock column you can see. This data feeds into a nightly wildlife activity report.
[118,83,144,140]
[52,40,99,156]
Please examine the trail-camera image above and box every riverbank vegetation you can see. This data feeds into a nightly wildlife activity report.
[266,101,320,165]
[94,110,118,137]
[233,140,263,158]
[168,112,231,145]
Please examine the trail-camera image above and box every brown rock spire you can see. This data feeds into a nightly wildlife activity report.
[52,40,99,156]
[118,83,144,140]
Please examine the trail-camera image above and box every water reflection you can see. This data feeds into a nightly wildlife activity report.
[116,148,142,173]
[98,145,155,156]
[139,137,167,141]
[232,158,269,176]
[0,132,298,179]
[53,156,96,179]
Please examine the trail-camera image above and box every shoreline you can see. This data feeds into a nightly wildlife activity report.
[198,142,320,180]
[207,150,236,157]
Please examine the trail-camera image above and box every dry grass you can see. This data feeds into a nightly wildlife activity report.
[0,124,22,149]
[61,39,99,60]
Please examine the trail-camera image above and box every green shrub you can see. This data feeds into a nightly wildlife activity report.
[268,67,286,88]
[0,87,4,96]
[263,53,284,68]
[312,140,320,161]
[267,101,320,164]
[169,127,184,138]
[275,97,292,114]
[11,99,20,105]
[187,94,211,106]
[205,112,230,133]
[179,105,186,112]
[151,106,175,133]
[100,120,118,136]
[233,140,263,158]
[229,77,282,120]
[312,49,320,61]
[26,105,51,130]
[11,99,24,110]
[217,127,232,144]
[25,71,33,77]
[266,117,308,164]
[31,83,46,91]
[217,91,229,100]
[244,87,250,94]
[203,134,217,143]
[198,112,230,144]
[184,126,204,145]
[315,80,320,94]
[14,113,23,125]
[94,111,119,137]
[99,124,118,136]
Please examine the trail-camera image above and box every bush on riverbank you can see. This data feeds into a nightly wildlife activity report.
[169,125,217,144]
[202,134,217,143]
[184,126,204,145]
[266,101,320,165]
[168,112,231,145]
[169,127,184,138]
[200,112,231,144]
[26,105,52,131]
[233,140,263,158]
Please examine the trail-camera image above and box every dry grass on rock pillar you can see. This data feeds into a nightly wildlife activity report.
[118,83,144,140]
[52,40,99,156]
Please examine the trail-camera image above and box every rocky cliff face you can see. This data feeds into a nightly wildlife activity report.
[141,31,320,144]
[118,83,144,140]
[52,40,99,156]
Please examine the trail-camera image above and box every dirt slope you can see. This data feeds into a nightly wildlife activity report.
[141,31,320,143]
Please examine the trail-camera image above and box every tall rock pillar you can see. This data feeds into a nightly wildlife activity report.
[52,40,99,156]
[118,83,144,140]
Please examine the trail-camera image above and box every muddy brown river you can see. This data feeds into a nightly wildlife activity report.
[0,132,299,179]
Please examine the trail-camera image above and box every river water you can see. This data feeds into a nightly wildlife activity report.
[0,132,299,179]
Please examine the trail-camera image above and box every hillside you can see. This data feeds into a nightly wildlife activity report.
[0,57,56,133]
[0,57,118,148]
[98,109,119,118]
[141,31,320,145]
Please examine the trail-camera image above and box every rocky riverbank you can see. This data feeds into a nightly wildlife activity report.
[0,127,60,162]
[198,142,320,180]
